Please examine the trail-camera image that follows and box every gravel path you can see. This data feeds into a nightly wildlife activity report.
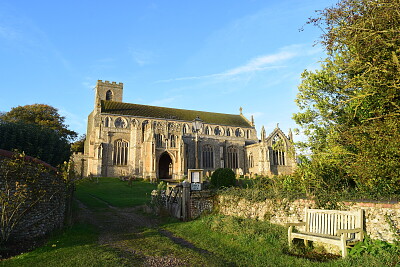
[76,198,195,266]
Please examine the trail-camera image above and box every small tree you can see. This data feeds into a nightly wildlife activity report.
[210,168,236,189]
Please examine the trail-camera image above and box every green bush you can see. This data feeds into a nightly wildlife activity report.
[210,168,236,188]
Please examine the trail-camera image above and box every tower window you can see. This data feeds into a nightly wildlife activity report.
[106,90,113,101]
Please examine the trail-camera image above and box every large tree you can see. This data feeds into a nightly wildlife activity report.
[294,0,400,197]
[0,104,77,140]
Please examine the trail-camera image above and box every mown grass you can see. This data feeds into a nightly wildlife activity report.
[75,177,157,210]
[0,224,129,267]
[162,214,400,267]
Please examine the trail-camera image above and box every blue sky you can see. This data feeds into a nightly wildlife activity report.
[0,0,338,139]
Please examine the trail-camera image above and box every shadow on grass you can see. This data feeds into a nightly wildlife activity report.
[283,239,341,262]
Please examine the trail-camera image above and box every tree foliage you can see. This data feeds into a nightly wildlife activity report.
[0,121,70,166]
[210,168,236,189]
[294,0,400,198]
[71,134,86,153]
[0,104,77,140]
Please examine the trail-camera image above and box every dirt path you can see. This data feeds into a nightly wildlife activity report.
[76,197,211,266]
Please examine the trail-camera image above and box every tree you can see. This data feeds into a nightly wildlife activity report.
[293,0,400,197]
[210,168,236,188]
[71,134,86,153]
[0,121,71,166]
[0,104,77,140]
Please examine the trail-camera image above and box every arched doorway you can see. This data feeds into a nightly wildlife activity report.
[159,152,173,179]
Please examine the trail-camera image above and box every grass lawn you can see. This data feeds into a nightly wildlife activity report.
[74,177,157,210]
[1,224,129,267]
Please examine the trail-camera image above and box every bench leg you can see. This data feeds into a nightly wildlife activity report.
[304,240,309,247]
[340,234,347,258]
[288,226,293,247]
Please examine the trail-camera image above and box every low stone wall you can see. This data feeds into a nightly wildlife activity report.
[216,195,400,243]
[189,191,214,219]
[0,150,66,243]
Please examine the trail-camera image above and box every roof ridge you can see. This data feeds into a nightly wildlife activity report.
[102,100,242,117]
[100,100,252,128]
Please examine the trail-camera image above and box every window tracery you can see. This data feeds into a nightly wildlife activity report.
[272,134,285,165]
[113,139,128,165]
[235,128,243,137]
[202,144,214,168]
[227,146,239,169]
[248,153,254,168]
[115,117,127,128]
[214,126,222,136]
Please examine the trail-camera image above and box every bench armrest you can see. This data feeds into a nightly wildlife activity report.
[286,222,306,227]
[337,228,363,235]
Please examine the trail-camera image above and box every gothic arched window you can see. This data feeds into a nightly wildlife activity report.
[170,135,176,148]
[106,90,113,101]
[115,117,126,128]
[235,128,243,137]
[272,134,285,165]
[205,126,211,135]
[105,117,111,127]
[214,126,221,136]
[202,145,214,169]
[182,124,189,135]
[113,139,128,165]
[227,146,239,169]
[248,153,254,168]
[247,130,251,139]
[226,128,231,137]
[155,133,163,147]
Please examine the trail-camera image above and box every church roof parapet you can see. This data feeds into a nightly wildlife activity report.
[101,100,252,128]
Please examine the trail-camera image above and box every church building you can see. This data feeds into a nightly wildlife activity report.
[74,80,296,179]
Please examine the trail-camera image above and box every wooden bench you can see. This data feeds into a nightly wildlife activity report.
[287,208,364,258]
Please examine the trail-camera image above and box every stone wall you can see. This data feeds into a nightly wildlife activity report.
[189,191,214,219]
[216,195,400,243]
[0,150,66,243]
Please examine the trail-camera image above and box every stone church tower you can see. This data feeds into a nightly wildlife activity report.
[74,80,296,179]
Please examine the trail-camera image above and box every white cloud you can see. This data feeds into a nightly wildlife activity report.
[155,48,299,84]
[129,48,155,66]
[223,51,295,76]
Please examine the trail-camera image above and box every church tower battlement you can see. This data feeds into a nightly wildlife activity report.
[94,80,123,108]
